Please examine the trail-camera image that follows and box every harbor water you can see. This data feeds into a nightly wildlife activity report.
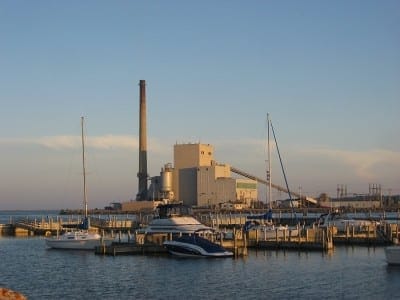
[1,237,399,299]
[1,211,399,299]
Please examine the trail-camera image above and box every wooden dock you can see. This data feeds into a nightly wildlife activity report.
[95,230,248,257]
[247,227,333,251]
[7,218,64,236]
[93,227,333,257]
[0,224,14,235]
[0,216,135,236]
[95,243,168,256]
[331,222,394,245]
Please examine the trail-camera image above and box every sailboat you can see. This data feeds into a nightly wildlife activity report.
[45,117,113,250]
[244,114,299,237]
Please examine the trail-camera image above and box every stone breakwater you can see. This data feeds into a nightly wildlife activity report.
[0,287,27,300]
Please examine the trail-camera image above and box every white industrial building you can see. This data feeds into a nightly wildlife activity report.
[124,142,258,210]
[173,143,257,207]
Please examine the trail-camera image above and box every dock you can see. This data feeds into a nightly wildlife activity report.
[95,243,168,256]
[331,222,397,245]
[94,227,333,257]
[95,230,248,257]
[0,215,135,236]
[247,226,333,251]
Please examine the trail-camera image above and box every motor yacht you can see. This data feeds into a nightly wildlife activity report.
[142,215,213,234]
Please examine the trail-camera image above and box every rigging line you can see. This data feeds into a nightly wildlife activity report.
[270,119,297,222]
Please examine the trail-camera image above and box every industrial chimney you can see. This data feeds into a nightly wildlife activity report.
[136,80,148,200]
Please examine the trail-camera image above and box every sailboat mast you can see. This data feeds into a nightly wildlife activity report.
[267,113,272,209]
[81,116,88,219]
[270,119,297,221]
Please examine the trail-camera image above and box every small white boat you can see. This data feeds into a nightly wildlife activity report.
[163,235,233,258]
[385,246,400,265]
[316,212,374,231]
[45,230,113,250]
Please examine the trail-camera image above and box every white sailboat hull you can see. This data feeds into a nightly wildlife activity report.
[45,231,113,250]
[46,238,102,250]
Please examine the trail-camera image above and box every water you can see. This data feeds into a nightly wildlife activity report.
[1,211,400,299]
[0,237,399,299]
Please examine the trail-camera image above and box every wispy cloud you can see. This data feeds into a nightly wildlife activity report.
[301,147,400,181]
[0,135,177,156]
[0,135,139,150]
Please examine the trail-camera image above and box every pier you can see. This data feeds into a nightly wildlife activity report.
[0,215,135,236]
[93,220,399,257]
[95,227,332,257]
[247,226,333,251]
[95,229,248,257]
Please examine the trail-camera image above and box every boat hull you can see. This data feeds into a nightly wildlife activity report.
[385,246,400,265]
[45,238,105,250]
[163,236,233,258]
[45,231,113,250]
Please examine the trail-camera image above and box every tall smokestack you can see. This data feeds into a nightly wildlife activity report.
[137,80,148,200]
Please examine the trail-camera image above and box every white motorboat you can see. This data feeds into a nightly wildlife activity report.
[316,211,374,231]
[143,215,213,234]
[385,245,400,265]
[140,204,230,257]
[163,235,233,258]
[45,117,112,250]
[139,204,214,235]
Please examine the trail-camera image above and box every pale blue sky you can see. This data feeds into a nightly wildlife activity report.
[0,1,399,209]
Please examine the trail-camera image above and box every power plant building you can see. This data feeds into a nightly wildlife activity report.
[173,143,258,208]
[123,81,258,210]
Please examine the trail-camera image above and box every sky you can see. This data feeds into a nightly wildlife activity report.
[0,1,399,210]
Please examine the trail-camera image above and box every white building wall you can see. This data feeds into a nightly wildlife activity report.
[173,143,214,202]
[196,164,235,207]
[172,143,253,208]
